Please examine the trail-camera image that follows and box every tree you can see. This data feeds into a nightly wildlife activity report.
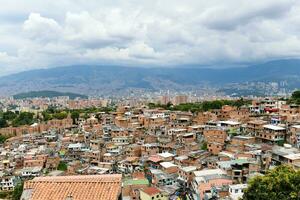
[52,111,68,120]
[243,165,300,200]
[200,142,208,150]
[42,111,52,121]
[0,191,10,199]
[291,90,300,99]
[71,111,80,124]
[46,106,57,114]
[148,103,156,109]
[83,113,89,120]
[0,118,8,128]
[0,135,8,144]
[57,161,68,171]
[2,111,17,121]
[147,99,250,112]
[289,90,300,105]
[12,112,34,127]
[233,98,251,108]
[12,181,23,200]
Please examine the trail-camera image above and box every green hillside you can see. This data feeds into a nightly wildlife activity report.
[13,90,88,99]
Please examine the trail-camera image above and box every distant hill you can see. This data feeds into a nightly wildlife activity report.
[0,59,300,96]
[13,90,88,99]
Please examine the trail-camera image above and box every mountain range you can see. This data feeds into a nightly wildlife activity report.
[1,59,300,96]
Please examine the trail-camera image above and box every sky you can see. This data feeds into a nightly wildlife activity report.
[0,0,300,75]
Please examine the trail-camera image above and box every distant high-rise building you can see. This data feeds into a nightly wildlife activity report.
[159,95,170,105]
[174,95,188,105]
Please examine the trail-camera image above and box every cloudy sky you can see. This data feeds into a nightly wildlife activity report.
[0,0,300,75]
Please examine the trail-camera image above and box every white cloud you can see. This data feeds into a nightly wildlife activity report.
[23,13,62,42]
[0,0,300,75]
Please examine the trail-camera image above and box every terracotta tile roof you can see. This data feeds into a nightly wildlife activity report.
[125,156,139,162]
[142,187,161,196]
[23,174,122,200]
[132,172,145,179]
[147,155,162,163]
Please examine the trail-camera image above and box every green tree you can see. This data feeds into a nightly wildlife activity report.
[146,99,250,113]
[42,111,52,121]
[0,135,8,144]
[292,90,300,99]
[71,111,80,124]
[46,106,57,114]
[52,111,68,120]
[83,113,89,119]
[12,112,34,127]
[233,98,251,108]
[148,103,156,109]
[200,142,208,150]
[0,118,8,128]
[289,90,300,104]
[0,191,11,199]
[12,181,23,200]
[243,165,300,200]
[2,111,17,121]
[57,161,68,171]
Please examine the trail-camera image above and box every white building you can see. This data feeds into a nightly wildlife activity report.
[21,167,43,177]
[0,176,18,191]
[229,184,247,200]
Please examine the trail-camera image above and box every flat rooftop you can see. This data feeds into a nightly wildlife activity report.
[263,124,285,131]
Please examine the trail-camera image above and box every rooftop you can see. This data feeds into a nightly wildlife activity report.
[160,162,177,169]
[123,178,149,186]
[292,125,300,129]
[248,120,267,125]
[263,124,285,131]
[284,153,300,160]
[233,136,255,140]
[219,120,241,126]
[158,152,175,158]
[148,155,163,163]
[23,174,122,200]
[229,184,248,190]
[175,155,188,161]
[181,166,197,172]
[194,169,226,177]
[142,187,161,196]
